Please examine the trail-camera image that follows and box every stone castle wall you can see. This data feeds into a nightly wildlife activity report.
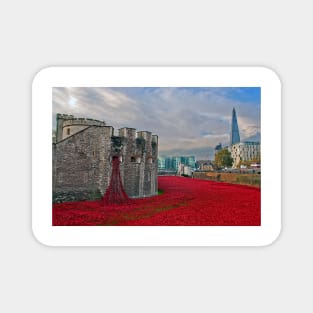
[53,114,158,203]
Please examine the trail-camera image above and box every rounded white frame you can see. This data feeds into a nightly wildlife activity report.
[32,67,281,246]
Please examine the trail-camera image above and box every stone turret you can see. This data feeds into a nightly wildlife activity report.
[55,113,106,142]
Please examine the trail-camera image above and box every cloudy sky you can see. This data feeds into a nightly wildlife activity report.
[53,87,260,159]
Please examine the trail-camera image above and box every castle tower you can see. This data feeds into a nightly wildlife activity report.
[53,114,158,202]
[56,114,74,142]
[230,107,240,145]
[55,113,106,142]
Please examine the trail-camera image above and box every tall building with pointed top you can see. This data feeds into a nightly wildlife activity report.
[230,107,240,145]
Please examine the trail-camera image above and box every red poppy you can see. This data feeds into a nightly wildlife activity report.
[53,176,260,226]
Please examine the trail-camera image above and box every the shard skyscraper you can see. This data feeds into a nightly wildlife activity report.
[230,107,240,145]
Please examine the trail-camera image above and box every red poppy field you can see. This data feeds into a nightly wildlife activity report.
[53,176,260,226]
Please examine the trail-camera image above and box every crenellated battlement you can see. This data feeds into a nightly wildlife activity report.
[53,115,158,202]
[118,127,136,138]
[62,118,106,127]
[56,113,74,119]
[136,131,152,140]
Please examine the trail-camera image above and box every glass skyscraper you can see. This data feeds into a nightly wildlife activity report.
[230,107,241,145]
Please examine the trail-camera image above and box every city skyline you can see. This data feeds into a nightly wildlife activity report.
[53,87,260,159]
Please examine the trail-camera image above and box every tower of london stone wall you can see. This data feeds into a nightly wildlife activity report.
[53,114,158,202]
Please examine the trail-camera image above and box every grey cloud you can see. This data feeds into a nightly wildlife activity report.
[52,87,260,158]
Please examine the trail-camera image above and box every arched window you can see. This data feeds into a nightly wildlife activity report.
[67,128,70,135]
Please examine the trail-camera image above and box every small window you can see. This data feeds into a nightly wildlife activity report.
[131,156,141,163]
[67,128,70,135]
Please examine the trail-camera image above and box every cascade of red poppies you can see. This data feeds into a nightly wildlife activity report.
[102,156,129,206]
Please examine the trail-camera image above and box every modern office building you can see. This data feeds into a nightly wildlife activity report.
[230,141,261,168]
[214,142,222,155]
[171,157,182,170]
[157,155,196,171]
[158,156,178,171]
[158,156,166,170]
[178,156,196,169]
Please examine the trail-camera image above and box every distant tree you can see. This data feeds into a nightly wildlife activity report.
[214,148,233,168]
